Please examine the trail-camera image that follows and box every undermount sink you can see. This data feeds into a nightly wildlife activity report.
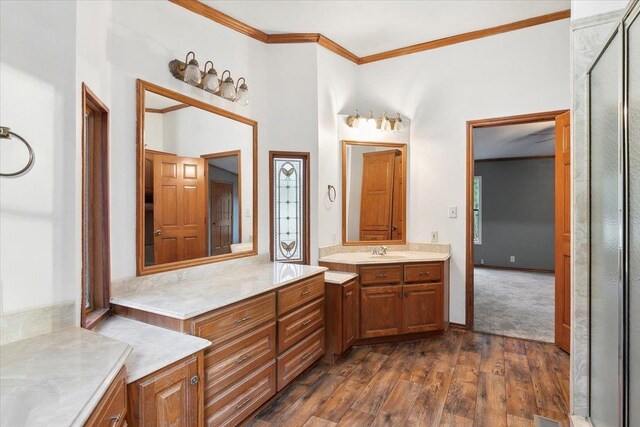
[0,378,59,426]
[366,254,408,260]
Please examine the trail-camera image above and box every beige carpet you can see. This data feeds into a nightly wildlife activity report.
[474,267,555,343]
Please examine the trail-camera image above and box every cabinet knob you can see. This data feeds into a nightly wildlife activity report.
[154,230,162,236]
[191,375,199,385]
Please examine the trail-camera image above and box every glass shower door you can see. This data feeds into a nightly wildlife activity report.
[589,30,622,427]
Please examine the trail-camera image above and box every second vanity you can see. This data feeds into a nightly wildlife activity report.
[109,262,327,427]
[320,248,451,361]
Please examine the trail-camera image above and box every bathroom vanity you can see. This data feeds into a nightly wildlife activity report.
[320,250,450,360]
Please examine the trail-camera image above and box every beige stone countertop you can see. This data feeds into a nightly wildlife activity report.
[95,316,211,383]
[0,326,132,427]
[111,262,327,320]
[319,250,450,265]
[324,271,358,284]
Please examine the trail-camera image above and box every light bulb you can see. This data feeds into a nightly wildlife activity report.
[366,111,376,130]
[394,113,404,132]
[235,80,249,106]
[220,70,236,100]
[183,52,201,86]
[203,61,219,93]
[381,112,391,131]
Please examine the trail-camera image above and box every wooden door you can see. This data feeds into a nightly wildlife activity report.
[360,285,402,338]
[402,284,443,333]
[555,111,571,353]
[359,150,396,240]
[391,153,403,240]
[342,281,356,349]
[137,356,199,427]
[153,154,207,264]
[210,181,233,256]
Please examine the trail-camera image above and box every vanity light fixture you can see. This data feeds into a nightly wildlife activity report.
[394,113,404,132]
[202,61,220,93]
[220,70,236,101]
[168,52,249,106]
[182,51,201,86]
[381,112,392,131]
[235,77,249,106]
[365,110,377,130]
[346,110,361,128]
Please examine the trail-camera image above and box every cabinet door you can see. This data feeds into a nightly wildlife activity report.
[342,281,356,349]
[138,355,199,427]
[402,284,443,333]
[360,285,402,338]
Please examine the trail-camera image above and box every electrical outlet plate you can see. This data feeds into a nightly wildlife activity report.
[448,206,457,218]
[431,231,438,243]
[510,256,516,263]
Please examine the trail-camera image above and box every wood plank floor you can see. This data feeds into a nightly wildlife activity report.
[248,329,570,427]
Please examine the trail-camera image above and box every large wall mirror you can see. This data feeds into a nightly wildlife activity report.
[136,80,257,275]
[342,140,407,245]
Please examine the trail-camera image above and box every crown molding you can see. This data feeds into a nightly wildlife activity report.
[169,0,570,66]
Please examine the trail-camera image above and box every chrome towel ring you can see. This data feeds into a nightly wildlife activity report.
[0,126,35,177]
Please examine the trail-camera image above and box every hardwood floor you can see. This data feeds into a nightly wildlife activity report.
[248,329,570,427]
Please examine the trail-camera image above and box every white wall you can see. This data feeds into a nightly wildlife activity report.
[144,113,164,151]
[349,19,571,324]
[0,1,78,314]
[571,0,629,20]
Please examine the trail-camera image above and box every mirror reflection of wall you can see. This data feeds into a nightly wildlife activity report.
[344,142,406,243]
[142,89,253,268]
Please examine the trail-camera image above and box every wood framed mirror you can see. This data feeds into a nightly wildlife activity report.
[342,140,407,245]
[136,79,257,275]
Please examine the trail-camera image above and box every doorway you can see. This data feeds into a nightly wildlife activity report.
[465,110,570,352]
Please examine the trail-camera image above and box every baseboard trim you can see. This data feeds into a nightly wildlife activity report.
[449,322,468,330]
[474,264,554,274]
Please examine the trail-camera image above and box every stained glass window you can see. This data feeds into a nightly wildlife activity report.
[473,176,482,245]
[273,157,304,262]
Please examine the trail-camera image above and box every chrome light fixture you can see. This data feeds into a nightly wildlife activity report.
[202,61,219,93]
[182,51,201,86]
[235,77,249,106]
[394,113,404,132]
[220,70,236,101]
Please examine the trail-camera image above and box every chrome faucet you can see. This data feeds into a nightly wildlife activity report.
[372,246,388,256]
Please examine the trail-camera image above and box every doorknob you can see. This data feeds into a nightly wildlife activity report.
[154,230,162,236]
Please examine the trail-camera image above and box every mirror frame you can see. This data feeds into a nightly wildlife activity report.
[136,79,258,276]
[341,140,407,246]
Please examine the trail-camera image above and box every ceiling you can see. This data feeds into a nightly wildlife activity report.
[145,92,184,110]
[473,121,556,160]
[209,156,239,174]
[202,0,569,57]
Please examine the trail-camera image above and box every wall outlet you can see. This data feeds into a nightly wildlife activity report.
[431,231,438,243]
[448,206,457,218]
[480,258,485,265]
[510,256,516,263]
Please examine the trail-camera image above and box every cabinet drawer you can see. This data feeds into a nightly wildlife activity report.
[204,323,276,399]
[404,263,442,283]
[277,274,324,316]
[205,361,276,427]
[86,366,127,427]
[277,328,325,391]
[192,293,275,346]
[278,298,324,353]
[359,265,402,285]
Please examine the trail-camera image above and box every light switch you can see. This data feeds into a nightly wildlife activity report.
[448,206,457,218]
[431,231,438,243]
[510,256,516,263]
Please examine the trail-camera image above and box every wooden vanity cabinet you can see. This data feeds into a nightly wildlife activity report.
[127,353,201,427]
[360,285,403,338]
[325,278,357,362]
[85,367,128,427]
[402,283,444,333]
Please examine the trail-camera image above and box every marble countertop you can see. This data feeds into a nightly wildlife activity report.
[324,271,358,284]
[0,327,132,427]
[111,262,327,320]
[95,316,211,383]
[319,250,450,265]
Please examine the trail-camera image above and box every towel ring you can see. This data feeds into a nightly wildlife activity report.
[327,185,337,203]
[0,127,35,177]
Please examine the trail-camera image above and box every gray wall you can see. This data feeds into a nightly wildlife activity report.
[473,158,555,270]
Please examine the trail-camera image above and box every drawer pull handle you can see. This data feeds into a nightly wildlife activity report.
[191,375,199,385]
[236,397,253,409]
[301,319,312,327]
[236,354,252,364]
[418,272,429,276]
[110,415,121,427]
[375,274,387,278]
[234,316,251,324]
[301,290,310,296]
[301,352,312,361]
[345,291,352,298]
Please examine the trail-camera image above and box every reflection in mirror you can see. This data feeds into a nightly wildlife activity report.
[343,141,406,244]
[138,81,256,274]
